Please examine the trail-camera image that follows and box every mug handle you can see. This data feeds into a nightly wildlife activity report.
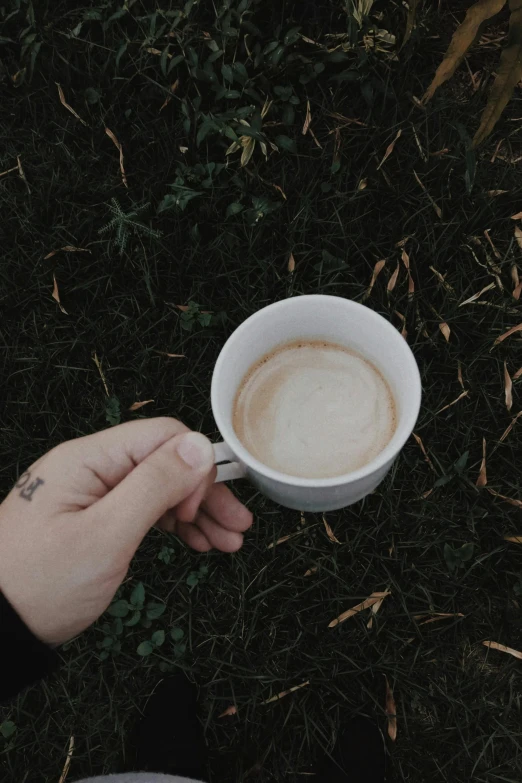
[212,442,247,482]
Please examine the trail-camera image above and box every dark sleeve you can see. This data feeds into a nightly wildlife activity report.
[0,592,59,702]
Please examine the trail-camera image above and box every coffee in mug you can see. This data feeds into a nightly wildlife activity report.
[232,339,397,479]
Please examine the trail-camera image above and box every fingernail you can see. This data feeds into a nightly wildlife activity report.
[176,432,213,470]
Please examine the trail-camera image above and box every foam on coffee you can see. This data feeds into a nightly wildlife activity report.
[232,340,397,479]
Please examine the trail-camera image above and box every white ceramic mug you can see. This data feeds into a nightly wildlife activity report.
[210,295,421,512]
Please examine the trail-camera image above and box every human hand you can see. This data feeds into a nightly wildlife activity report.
[0,418,252,646]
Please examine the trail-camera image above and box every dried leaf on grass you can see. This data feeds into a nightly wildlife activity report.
[267,529,311,549]
[363,259,386,300]
[414,612,465,625]
[476,437,488,487]
[512,264,522,300]
[422,0,507,104]
[412,432,436,472]
[504,534,522,543]
[402,0,421,47]
[430,266,456,295]
[44,246,90,260]
[387,261,400,292]
[105,127,128,188]
[304,567,318,577]
[394,311,407,339]
[384,677,397,741]
[93,352,110,396]
[154,351,185,358]
[512,211,522,220]
[16,155,30,194]
[458,362,465,389]
[58,735,75,783]
[218,705,238,718]
[514,367,522,380]
[459,282,495,306]
[482,640,522,660]
[56,83,87,126]
[328,592,391,628]
[504,362,513,411]
[439,322,451,342]
[515,225,522,250]
[302,100,312,135]
[401,248,415,296]
[488,189,509,197]
[499,410,522,442]
[435,389,469,415]
[493,322,522,345]
[52,275,67,314]
[484,228,502,260]
[160,79,179,111]
[323,515,340,544]
[367,595,386,629]
[128,400,154,411]
[288,252,296,273]
[487,487,522,508]
[473,1,522,147]
[262,680,309,705]
[240,136,255,167]
[412,170,442,218]
[0,165,18,178]
[377,129,402,170]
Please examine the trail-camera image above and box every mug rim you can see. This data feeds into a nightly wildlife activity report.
[211,294,422,488]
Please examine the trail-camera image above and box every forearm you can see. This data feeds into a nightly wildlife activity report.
[0,591,58,703]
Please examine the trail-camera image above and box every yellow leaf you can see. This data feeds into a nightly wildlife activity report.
[402,0,421,48]
[473,0,522,146]
[423,0,507,104]
[240,136,255,167]
[515,225,522,250]
[288,252,296,273]
[504,535,522,543]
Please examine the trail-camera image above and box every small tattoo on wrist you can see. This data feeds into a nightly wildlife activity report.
[15,471,45,501]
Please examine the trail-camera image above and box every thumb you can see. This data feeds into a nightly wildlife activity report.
[88,431,215,547]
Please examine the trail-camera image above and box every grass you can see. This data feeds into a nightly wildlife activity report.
[1,0,522,781]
